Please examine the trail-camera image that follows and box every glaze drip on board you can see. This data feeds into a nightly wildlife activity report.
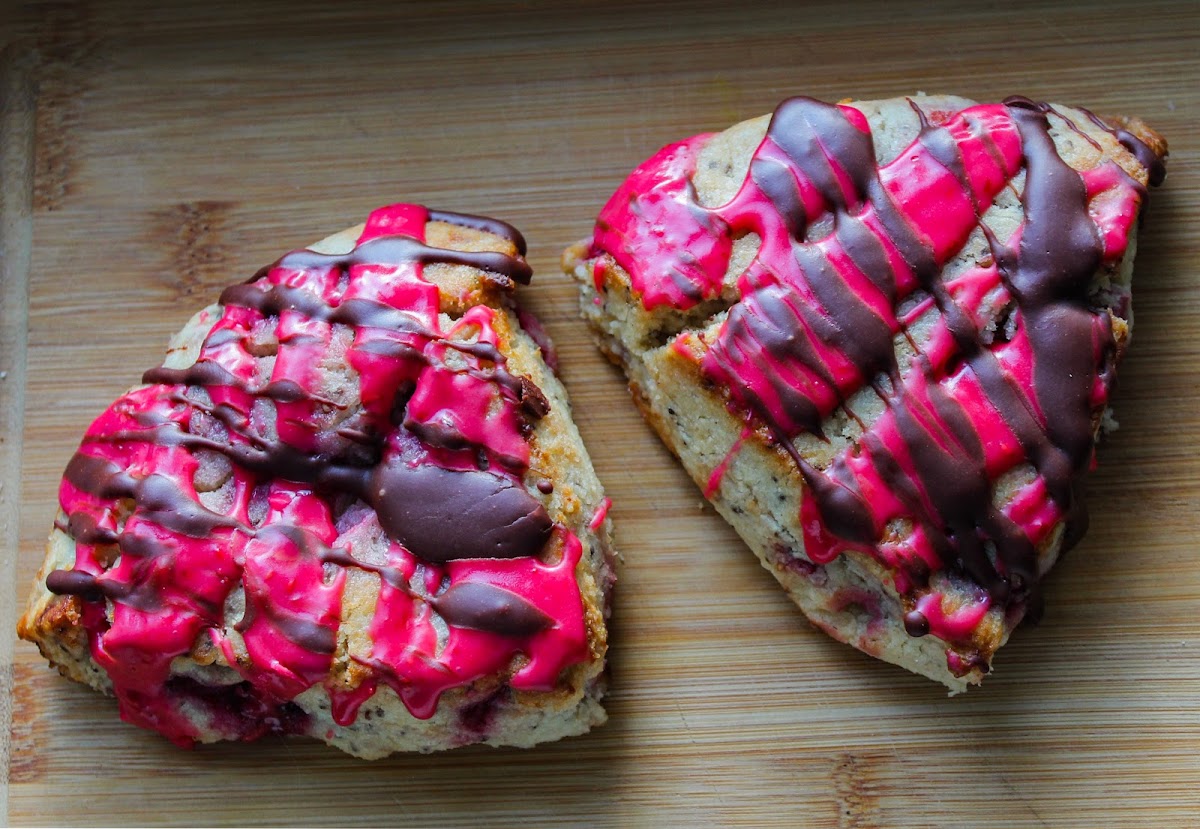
[46,203,590,745]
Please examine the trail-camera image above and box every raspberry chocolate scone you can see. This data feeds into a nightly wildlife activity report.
[19,204,615,756]
[565,94,1165,691]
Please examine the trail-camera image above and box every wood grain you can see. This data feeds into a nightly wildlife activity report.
[3,1,1199,825]
[0,37,37,825]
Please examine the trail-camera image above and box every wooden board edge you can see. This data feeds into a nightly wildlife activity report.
[0,39,37,821]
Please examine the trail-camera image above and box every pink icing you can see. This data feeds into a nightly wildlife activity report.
[588,497,612,533]
[915,590,991,642]
[54,204,591,746]
[593,136,731,309]
[590,97,1151,657]
[341,527,588,722]
[705,424,753,499]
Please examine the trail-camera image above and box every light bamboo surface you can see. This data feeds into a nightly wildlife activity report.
[2,1,1198,826]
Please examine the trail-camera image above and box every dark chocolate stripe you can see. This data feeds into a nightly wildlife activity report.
[263,233,532,286]
[47,569,105,601]
[836,216,897,306]
[55,206,558,616]
[751,156,808,239]
[428,208,529,256]
[1003,105,1106,477]
[65,512,118,545]
[697,97,1131,613]
[217,282,431,333]
[1078,107,1166,188]
[65,451,240,538]
[769,96,875,210]
[713,285,829,437]
[143,363,339,406]
[368,457,553,564]
[432,581,553,637]
[795,244,895,382]
[918,117,971,203]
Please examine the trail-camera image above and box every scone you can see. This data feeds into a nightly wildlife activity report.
[565,95,1165,691]
[19,203,615,757]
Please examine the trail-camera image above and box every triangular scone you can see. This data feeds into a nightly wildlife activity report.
[19,204,615,756]
[565,95,1165,691]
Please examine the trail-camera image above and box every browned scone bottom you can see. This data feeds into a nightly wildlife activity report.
[565,94,1165,691]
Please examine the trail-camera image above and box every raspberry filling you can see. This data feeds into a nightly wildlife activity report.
[47,204,590,746]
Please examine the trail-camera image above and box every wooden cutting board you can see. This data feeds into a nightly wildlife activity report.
[2,2,1198,825]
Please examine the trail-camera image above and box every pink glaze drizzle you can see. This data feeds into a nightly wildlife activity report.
[48,204,591,746]
[588,497,612,533]
[705,424,754,499]
[590,96,1162,651]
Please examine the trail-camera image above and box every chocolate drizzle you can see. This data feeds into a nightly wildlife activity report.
[427,208,529,256]
[1078,106,1167,188]
[595,95,1163,639]
[368,457,552,564]
[47,569,108,601]
[51,206,558,627]
[1003,103,1107,478]
[65,451,241,539]
[769,98,1104,609]
[754,98,1150,614]
[44,203,595,747]
[432,581,554,637]
[257,231,533,287]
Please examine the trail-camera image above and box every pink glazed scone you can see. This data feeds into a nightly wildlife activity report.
[565,94,1165,691]
[20,204,615,757]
